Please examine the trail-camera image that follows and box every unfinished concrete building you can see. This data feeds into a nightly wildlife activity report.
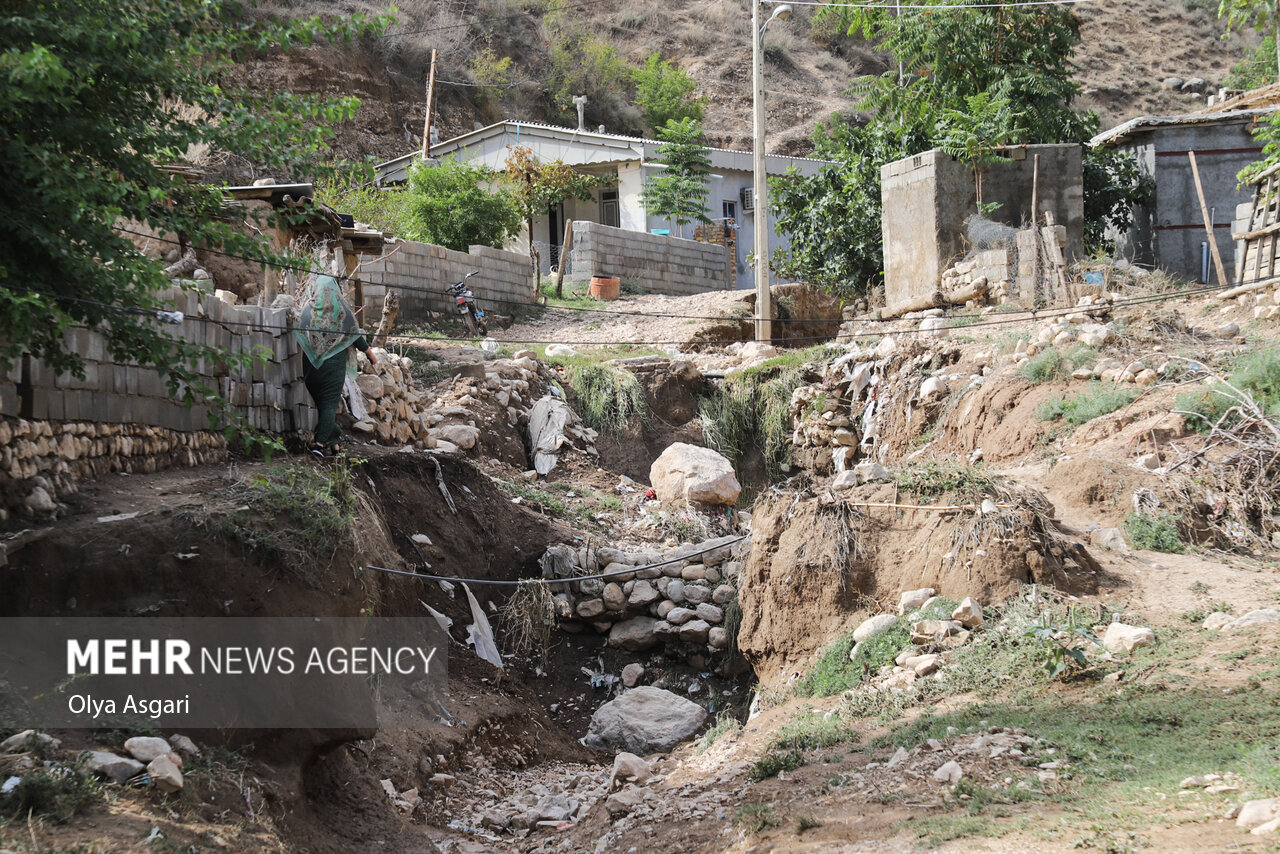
[880,145,1084,307]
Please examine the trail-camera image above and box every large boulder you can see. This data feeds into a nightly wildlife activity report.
[649,443,741,506]
[583,686,708,754]
[607,617,660,652]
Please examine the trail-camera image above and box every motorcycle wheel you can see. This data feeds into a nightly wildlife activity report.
[462,312,478,337]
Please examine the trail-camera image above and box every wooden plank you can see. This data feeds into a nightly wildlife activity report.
[1188,151,1229,286]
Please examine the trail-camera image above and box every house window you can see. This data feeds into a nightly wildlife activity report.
[600,190,620,228]
[722,200,737,226]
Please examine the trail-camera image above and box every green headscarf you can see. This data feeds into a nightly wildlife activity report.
[295,276,362,367]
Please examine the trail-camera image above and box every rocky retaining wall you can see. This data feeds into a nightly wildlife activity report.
[540,535,744,659]
[0,418,226,521]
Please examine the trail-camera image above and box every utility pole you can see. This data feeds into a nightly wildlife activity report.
[421,49,438,160]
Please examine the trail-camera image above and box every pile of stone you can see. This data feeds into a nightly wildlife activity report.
[939,253,1012,307]
[1,729,197,795]
[349,348,600,461]
[0,419,226,521]
[1222,280,1280,322]
[538,535,743,658]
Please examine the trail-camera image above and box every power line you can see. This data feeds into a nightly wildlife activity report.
[0,275,1249,349]
[375,0,617,40]
[367,533,749,587]
[116,225,1211,328]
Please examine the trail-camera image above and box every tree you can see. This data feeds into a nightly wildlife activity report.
[501,145,607,294]
[633,53,705,132]
[403,158,520,252]
[1083,148,1154,254]
[1218,0,1280,84]
[770,118,925,295]
[640,118,712,238]
[0,0,389,391]
[935,91,1028,213]
[841,0,1093,145]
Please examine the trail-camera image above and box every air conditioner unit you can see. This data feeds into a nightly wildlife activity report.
[740,186,755,213]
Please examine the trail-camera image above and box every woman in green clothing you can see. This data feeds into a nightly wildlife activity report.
[294,275,377,455]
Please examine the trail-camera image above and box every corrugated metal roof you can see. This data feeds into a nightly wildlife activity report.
[375,119,836,180]
[1091,108,1280,147]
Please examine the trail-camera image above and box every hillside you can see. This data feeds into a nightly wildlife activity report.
[224,0,1260,180]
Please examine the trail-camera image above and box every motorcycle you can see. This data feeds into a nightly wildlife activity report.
[444,270,487,336]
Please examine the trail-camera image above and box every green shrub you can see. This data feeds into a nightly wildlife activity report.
[560,359,648,436]
[402,158,521,251]
[1125,511,1185,554]
[315,171,412,236]
[749,748,804,782]
[735,803,783,830]
[1019,349,1068,383]
[1176,346,1280,434]
[771,708,858,751]
[0,761,100,823]
[698,346,837,484]
[1036,384,1140,425]
[697,712,743,754]
[894,460,997,503]
[219,460,358,567]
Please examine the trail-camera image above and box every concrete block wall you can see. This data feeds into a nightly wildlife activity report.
[358,240,535,322]
[883,145,1084,306]
[565,221,732,296]
[0,285,320,517]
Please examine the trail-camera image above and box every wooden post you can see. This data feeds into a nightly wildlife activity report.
[554,219,574,298]
[1189,151,1228,287]
[1030,153,1040,228]
[421,49,438,160]
[1029,153,1042,305]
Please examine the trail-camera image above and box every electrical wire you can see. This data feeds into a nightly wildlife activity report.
[113,226,1224,327]
[366,533,748,586]
[0,274,1253,349]
[764,0,1095,7]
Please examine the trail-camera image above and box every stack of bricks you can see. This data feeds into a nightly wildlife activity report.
[358,240,535,326]
[0,284,317,518]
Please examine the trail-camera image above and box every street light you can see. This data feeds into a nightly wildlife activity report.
[752,2,791,343]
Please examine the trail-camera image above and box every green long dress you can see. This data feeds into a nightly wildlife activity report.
[294,277,369,446]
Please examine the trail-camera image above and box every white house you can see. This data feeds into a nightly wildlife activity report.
[375,120,835,290]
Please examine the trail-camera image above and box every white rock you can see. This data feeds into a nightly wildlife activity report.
[85,750,145,783]
[1102,622,1155,654]
[906,654,942,676]
[607,617,660,651]
[583,686,707,754]
[436,424,480,450]
[0,730,60,753]
[832,470,859,490]
[355,373,385,399]
[148,754,183,793]
[898,587,936,615]
[1238,798,1280,830]
[1090,527,1130,556]
[609,752,653,788]
[853,614,899,643]
[1225,609,1280,631]
[919,316,948,340]
[853,461,891,484]
[1202,612,1233,631]
[933,760,963,784]
[951,598,983,628]
[545,344,577,357]
[621,663,645,688]
[649,443,741,506]
[919,376,948,400]
[124,736,173,763]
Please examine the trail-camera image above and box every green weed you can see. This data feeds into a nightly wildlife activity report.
[499,480,569,516]
[1125,511,1185,554]
[217,460,358,569]
[1176,345,1280,433]
[557,359,648,436]
[1036,384,1140,425]
[771,708,859,751]
[699,347,836,484]
[1020,349,1068,383]
[749,749,804,782]
[697,713,743,754]
[0,760,100,823]
[734,803,783,831]
[894,460,998,503]
[796,814,823,832]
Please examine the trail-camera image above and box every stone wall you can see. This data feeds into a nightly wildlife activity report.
[358,240,535,324]
[0,286,316,518]
[565,221,732,296]
[539,535,744,659]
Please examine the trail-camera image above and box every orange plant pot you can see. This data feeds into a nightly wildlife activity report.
[589,275,621,301]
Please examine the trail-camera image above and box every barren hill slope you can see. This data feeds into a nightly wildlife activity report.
[227,0,1259,178]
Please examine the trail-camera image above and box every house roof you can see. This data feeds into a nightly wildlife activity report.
[1204,83,1280,114]
[1090,107,1280,148]
[375,120,836,184]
